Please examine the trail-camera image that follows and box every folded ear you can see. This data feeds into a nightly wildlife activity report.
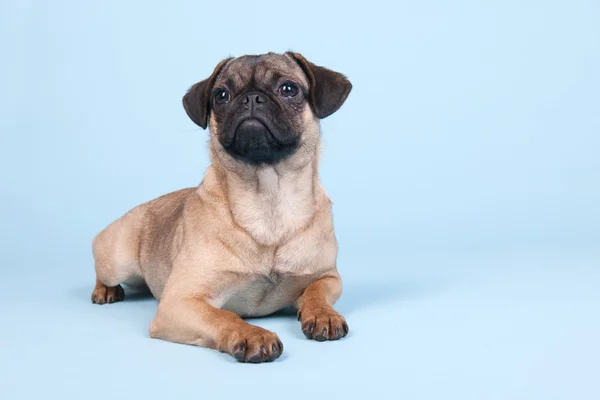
[286,52,352,119]
[182,58,232,129]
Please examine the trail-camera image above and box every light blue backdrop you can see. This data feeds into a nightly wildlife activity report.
[1,1,598,399]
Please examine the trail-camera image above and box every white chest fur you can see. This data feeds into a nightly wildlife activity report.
[227,165,316,246]
[217,203,337,317]
[210,156,337,317]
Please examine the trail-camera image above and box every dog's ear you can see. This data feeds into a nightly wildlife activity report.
[183,58,232,129]
[286,52,352,119]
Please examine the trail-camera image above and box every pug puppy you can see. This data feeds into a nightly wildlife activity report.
[91,52,352,363]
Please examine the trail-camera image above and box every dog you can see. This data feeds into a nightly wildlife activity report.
[91,52,352,363]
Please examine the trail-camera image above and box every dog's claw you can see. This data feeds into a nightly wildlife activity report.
[315,327,328,341]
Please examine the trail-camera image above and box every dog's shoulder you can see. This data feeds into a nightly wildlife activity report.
[144,187,196,212]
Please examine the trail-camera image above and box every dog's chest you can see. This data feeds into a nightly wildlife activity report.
[221,271,319,318]
[218,168,335,317]
[228,168,315,246]
[220,239,330,317]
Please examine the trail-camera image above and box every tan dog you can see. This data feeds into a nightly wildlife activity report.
[91,52,352,363]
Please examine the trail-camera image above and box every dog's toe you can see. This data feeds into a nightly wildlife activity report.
[226,326,283,363]
[91,281,125,305]
[299,307,348,341]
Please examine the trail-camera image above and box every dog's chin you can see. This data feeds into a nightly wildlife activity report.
[220,118,299,165]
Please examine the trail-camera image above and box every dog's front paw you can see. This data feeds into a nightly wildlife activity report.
[223,326,283,363]
[298,307,349,341]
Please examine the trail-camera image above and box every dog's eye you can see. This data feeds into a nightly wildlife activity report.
[278,82,299,98]
[213,89,230,105]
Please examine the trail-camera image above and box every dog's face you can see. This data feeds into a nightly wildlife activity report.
[183,52,352,166]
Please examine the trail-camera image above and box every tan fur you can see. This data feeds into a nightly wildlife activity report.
[91,53,349,362]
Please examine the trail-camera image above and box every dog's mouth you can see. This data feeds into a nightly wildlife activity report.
[221,118,298,165]
[237,118,276,143]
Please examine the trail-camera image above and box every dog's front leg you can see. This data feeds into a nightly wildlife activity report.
[295,272,349,341]
[149,295,283,363]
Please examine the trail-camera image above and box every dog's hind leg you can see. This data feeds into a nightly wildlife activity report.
[90,211,144,305]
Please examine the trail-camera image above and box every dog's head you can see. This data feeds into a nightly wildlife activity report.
[183,52,352,166]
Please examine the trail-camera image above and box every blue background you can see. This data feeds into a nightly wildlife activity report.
[1,0,599,399]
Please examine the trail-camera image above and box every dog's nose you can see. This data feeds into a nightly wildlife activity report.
[242,92,265,109]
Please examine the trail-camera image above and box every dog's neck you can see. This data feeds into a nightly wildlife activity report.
[201,146,323,246]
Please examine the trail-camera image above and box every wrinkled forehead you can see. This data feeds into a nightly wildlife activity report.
[216,53,308,91]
